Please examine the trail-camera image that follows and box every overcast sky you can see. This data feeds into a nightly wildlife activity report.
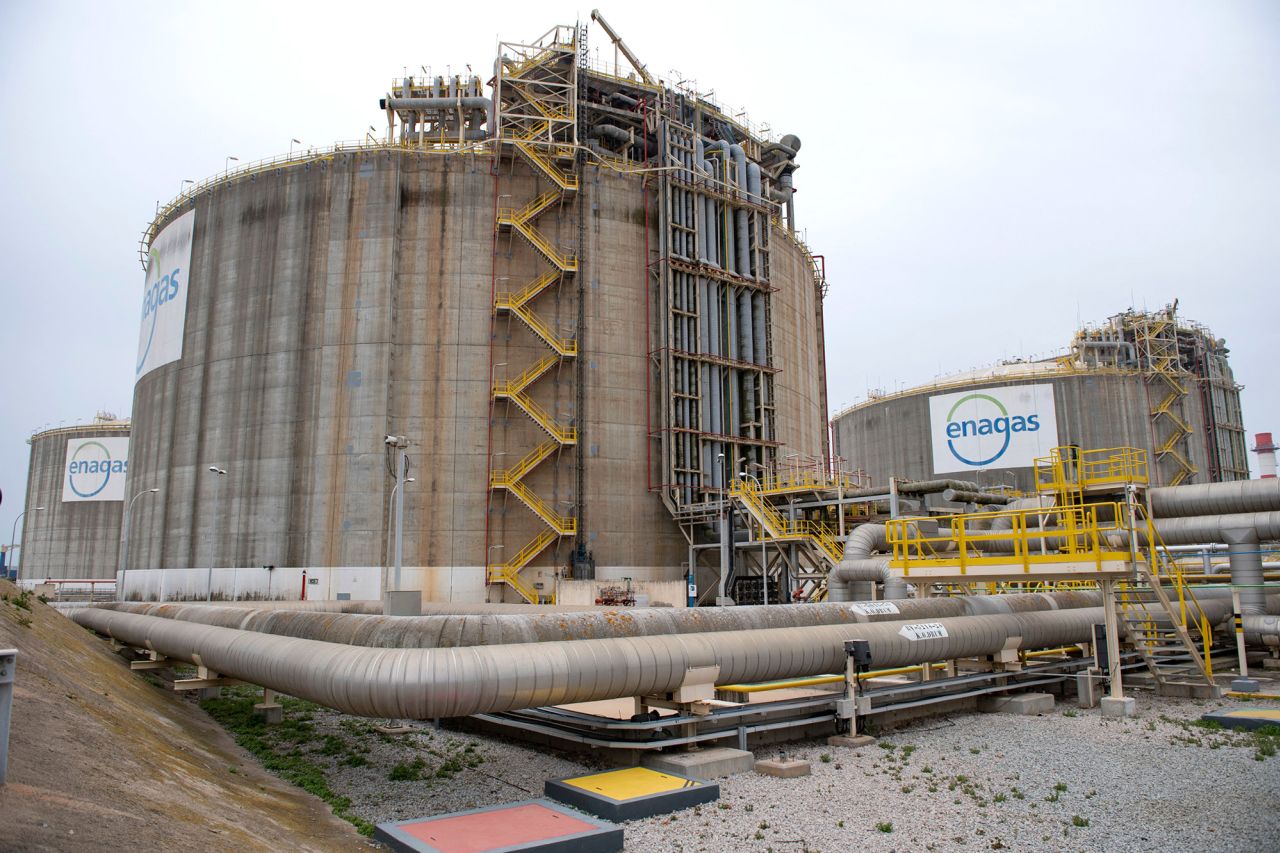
[2,1,1276,555]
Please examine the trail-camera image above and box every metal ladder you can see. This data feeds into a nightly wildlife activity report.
[1114,556,1216,694]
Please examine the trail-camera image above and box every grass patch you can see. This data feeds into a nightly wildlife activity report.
[1072,815,1089,827]
[200,690,374,836]
[876,821,893,833]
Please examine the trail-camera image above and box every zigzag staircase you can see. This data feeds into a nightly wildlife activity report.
[729,479,844,569]
[487,31,579,603]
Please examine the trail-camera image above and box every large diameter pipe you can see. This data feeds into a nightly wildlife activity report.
[92,590,1103,649]
[382,96,492,111]
[74,607,1113,720]
[1149,480,1280,518]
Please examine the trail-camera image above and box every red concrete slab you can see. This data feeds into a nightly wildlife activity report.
[375,799,623,853]
[404,803,595,852]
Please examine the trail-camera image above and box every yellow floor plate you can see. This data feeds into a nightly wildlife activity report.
[562,767,699,801]
[1223,709,1280,720]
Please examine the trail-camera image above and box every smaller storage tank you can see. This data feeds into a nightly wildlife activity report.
[832,306,1249,491]
[19,414,131,580]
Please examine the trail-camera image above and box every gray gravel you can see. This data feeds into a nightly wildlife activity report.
[297,692,1280,852]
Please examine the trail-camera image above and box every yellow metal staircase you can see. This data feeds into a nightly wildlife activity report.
[487,29,580,602]
[729,479,844,567]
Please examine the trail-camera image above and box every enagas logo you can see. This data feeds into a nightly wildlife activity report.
[67,441,127,499]
[944,393,1041,467]
[137,246,182,375]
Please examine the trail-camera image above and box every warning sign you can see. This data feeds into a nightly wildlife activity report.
[899,622,948,641]
[850,602,900,616]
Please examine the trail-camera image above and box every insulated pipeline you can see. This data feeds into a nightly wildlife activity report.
[74,607,1113,720]
[93,591,1102,649]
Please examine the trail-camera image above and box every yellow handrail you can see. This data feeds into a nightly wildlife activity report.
[495,388,577,444]
[502,302,577,356]
[496,353,559,395]
[492,439,560,485]
[499,270,561,308]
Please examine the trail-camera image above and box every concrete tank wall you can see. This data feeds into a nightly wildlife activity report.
[832,372,1217,492]
[127,149,828,596]
[19,423,129,579]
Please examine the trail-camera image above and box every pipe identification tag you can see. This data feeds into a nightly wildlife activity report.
[899,622,948,641]
[850,602,900,616]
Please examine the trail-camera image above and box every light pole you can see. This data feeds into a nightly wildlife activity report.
[179,178,194,197]
[384,436,410,594]
[205,467,227,602]
[224,155,239,175]
[716,451,729,603]
[385,476,416,580]
[119,488,160,595]
[289,138,302,157]
[8,507,45,579]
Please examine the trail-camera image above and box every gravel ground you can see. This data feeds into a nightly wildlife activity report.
[290,691,1279,852]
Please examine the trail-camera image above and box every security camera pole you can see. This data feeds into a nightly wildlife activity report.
[385,436,410,593]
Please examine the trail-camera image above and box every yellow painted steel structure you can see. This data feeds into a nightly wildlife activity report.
[886,502,1134,582]
[730,478,843,566]
[487,28,581,603]
[1034,446,1148,498]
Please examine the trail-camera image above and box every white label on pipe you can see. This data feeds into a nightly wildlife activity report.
[850,601,900,616]
[899,622,948,641]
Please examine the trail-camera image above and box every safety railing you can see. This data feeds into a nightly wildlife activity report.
[512,141,579,191]
[887,502,1133,576]
[497,479,576,535]
[495,214,578,271]
[496,353,559,396]
[501,189,563,226]
[1137,504,1216,672]
[499,270,561,308]
[1034,446,1148,494]
[492,439,560,486]
[494,387,577,444]
[729,479,844,564]
[501,303,576,356]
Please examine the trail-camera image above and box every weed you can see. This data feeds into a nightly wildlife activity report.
[836,820,844,828]
[199,693,375,836]
[993,793,1007,803]
[921,765,933,774]
[876,821,893,833]
[755,831,765,840]
[819,753,832,763]
[901,745,916,759]
[1072,815,1089,827]
[969,747,981,754]
[744,804,754,812]
[1054,782,1068,792]
[389,757,426,781]
[1062,710,1078,718]
[759,821,770,830]
[901,785,914,794]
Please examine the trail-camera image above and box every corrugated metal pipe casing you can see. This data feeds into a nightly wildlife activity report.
[92,591,1102,648]
[828,524,908,602]
[74,607,1112,720]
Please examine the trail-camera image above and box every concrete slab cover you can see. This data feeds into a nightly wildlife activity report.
[546,767,718,821]
[642,747,755,780]
[374,799,623,853]
[1201,707,1280,732]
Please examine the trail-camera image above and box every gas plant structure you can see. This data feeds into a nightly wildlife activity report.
[18,414,131,581]
[119,16,832,604]
[833,304,1249,496]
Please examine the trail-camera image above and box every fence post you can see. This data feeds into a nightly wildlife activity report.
[0,648,16,785]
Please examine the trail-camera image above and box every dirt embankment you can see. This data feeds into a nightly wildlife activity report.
[0,582,368,852]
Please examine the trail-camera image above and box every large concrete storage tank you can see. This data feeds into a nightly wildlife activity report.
[124,22,829,602]
[19,415,130,580]
[832,306,1249,492]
